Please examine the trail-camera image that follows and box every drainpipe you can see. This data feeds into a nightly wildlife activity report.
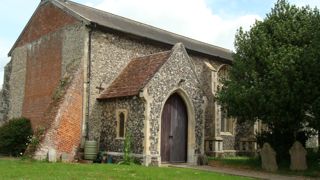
[81,28,92,148]
[86,29,92,139]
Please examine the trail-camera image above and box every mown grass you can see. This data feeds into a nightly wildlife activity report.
[0,158,254,180]
[208,156,261,170]
[209,151,320,178]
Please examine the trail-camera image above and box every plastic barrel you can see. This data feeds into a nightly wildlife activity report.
[84,140,97,160]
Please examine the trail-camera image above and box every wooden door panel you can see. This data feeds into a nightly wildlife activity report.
[161,93,188,163]
[161,99,171,162]
[171,94,187,162]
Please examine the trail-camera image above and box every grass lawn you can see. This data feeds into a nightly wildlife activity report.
[208,156,261,170]
[208,153,320,178]
[0,158,254,180]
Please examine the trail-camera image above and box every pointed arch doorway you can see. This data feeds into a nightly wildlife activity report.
[161,93,188,163]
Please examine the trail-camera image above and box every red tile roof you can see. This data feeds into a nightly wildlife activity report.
[97,51,172,100]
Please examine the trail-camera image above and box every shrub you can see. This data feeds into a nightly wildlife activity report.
[24,126,45,157]
[0,117,33,156]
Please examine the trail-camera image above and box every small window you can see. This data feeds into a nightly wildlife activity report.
[116,110,127,138]
[119,112,125,138]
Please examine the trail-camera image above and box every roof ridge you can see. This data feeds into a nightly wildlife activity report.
[53,0,91,21]
[63,1,232,55]
[9,0,233,61]
[132,50,172,61]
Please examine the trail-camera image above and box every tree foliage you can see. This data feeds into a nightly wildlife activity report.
[218,0,320,156]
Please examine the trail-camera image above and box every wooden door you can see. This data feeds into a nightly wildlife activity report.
[161,93,188,163]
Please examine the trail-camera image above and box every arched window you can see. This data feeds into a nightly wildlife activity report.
[116,110,127,138]
[119,112,125,138]
[217,65,233,134]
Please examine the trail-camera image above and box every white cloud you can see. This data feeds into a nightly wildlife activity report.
[93,0,261,50]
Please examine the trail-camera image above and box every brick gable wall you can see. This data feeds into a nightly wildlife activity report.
[4,2,87,161]
[22,33,62,130]
[16,3,77,48]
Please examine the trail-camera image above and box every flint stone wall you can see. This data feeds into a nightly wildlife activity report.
[221,135,236,150]
[6,46,27,120]
[86,30,242,156]
[190,55,218,139]
[98,97,145,154]
[88,30,168,141]
[0,62,12,125]
[145,44,206,157]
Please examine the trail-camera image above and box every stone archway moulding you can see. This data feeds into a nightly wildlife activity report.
[158,88,196,165]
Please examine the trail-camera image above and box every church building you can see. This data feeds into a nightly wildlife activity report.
[0,0,257,165]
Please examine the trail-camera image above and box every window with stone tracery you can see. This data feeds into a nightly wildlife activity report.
[217,65,233,134]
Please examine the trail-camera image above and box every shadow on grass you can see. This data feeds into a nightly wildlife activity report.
[208,150,319,178]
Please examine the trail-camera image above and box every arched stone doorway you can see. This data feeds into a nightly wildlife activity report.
[161,93,188,163]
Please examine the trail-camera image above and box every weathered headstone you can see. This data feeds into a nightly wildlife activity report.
[289,141,307,171]
[61,152,69,163]
[48,148,57,162]
[260,143,278,171]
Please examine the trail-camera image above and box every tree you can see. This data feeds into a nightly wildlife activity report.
[218,0,320,160]
[303,11,320,152]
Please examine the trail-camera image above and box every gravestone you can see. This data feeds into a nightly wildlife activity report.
[61,153,69,163]
[260,143,278,172]
[289,141,307,171]
[48,148,57,162]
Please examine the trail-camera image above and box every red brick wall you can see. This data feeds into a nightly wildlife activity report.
[16,3,77,48]
[22,34,62,130]
[19,2,84,158]
[56,70,83,154]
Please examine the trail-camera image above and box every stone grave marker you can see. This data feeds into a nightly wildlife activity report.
[289,141,307,171]
[61,152,69,163]
[48,148,57,162]
[260,143,278,172]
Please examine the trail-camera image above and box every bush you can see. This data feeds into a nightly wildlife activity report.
[0,117,33,156]
[24,126,45,157]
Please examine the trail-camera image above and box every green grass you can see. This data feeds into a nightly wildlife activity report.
[0,158,254,180]
[209,152,320,178]
[208,156,261,170]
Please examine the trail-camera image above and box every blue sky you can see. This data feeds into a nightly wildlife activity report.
[0,0,319,86]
